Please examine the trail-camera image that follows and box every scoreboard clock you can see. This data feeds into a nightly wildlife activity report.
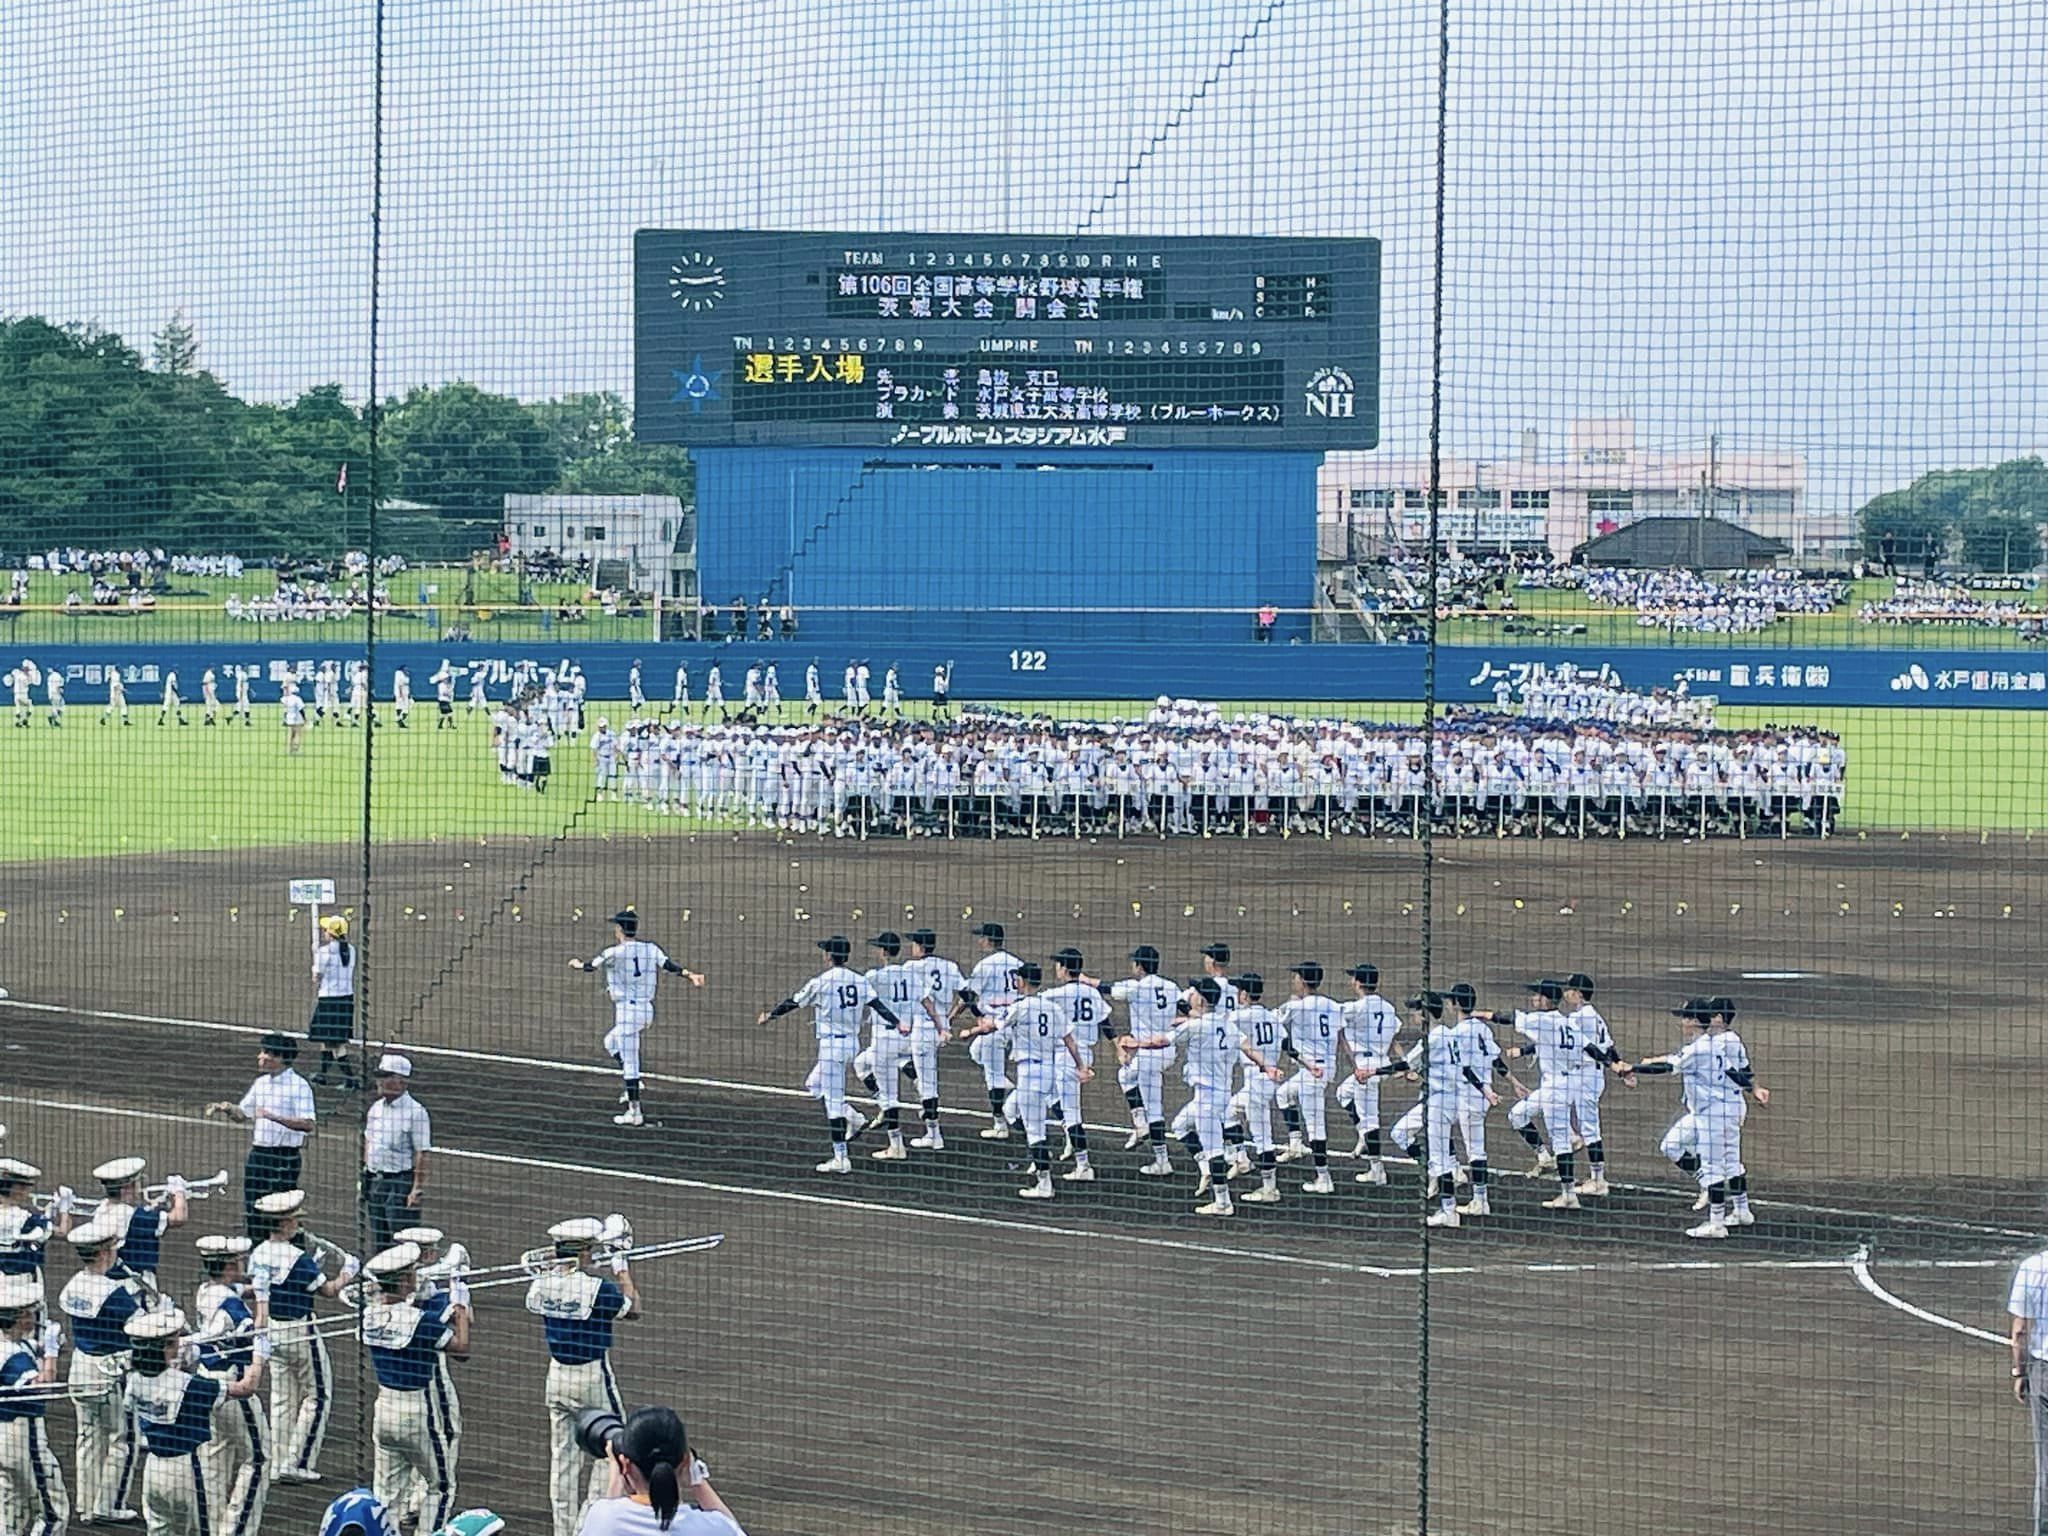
[634,229,1379,450]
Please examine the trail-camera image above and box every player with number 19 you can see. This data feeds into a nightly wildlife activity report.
[568,909,705,1129]
[759,937,904,1174]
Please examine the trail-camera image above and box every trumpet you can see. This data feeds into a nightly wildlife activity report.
[289,1232,724,1342]
[33,1169,230,1215]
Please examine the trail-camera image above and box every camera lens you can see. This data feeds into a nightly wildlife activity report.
[572,1407,624,1459]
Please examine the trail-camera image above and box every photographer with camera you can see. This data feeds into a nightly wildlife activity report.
[573,1406,743,1536]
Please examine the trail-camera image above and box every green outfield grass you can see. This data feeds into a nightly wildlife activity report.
[0,698,2042,863]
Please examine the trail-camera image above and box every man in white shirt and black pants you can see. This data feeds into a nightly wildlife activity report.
[2009,1243,2048,1533]
[205,1032,317,1239]
[362,1054,432,1251]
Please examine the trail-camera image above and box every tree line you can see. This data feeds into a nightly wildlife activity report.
[1856,456,2048,572]
[0,315,692,561]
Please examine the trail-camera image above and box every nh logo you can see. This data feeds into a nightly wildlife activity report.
[1305,366,1356,418]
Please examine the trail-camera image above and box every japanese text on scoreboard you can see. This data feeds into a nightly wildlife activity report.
[635,230,1380,450]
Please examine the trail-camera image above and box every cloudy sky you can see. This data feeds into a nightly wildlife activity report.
[3,0,2042,511]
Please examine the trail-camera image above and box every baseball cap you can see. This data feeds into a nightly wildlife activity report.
[1200,942,1231,963]
[1671,996,1715,1022]
[1129,944,1160,970]
[1050,946,1084,972]
[1563,972,1596,997]
[1445,982,1478,1012]
[1711,995,1737,1022]
[975,922,1006,942]
[1348,963,1380,988]
[1188,976,1223,1007]
[868,931,902,954]
[1233,971,1264,1000]
[1014,960,1043,986]
[1290,961,1324,987]
[817,935,851,961]
[1526,978,1564,1002]
[610,909,639,935]
[1406,991,1444,1017]
[906,929,937,951]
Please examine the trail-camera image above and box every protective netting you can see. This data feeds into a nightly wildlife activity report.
[2,4,2045,1535]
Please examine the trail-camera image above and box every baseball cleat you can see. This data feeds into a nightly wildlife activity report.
[1240,1185,1281,1203]
[909,1133,943,1150]
[1275,1141,1310,1163]
[1541,1191,1581,1210]
[1058,1137,1075,1162]
[1692,1190,1710,1211]
[1457,1194,1491,1217]
[1060,1166,1096,1182]
[1727,1208,1755,1227]
[1138,1160,1174,1178]
[1356,1161,1388,1185]
[1301,1172,1335,1195]
[617,1088,631,1105]
[979,1124,1010,1140]
[870,1144,908,1161]
[1017,1183,1054,1200]
[1194,1198,1234,1217]
[1686,1220,1729,1240]
[612,1107,644,1127]
[1532,1150,1557,1173]
[1425,1209,1460,1228]
[844,1110,869,1142]
[1574,1176,1611,1197]
[815,1154,852,1174]
[1194,1169,1212,1196]
[1453,1166,1472,1188]
[1123,1128,1145,1150]
[1229,1151,1253,1178]
[1347,1134,1370,1159]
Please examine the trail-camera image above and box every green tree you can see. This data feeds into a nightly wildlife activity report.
[150,309,199,375]
[381,382,560,522]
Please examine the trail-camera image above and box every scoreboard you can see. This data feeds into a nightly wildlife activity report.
[634,230,1379,451]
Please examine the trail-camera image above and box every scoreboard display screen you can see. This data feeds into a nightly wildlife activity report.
[634,229,1379,450]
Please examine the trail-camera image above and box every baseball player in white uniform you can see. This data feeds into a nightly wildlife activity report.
[1334,963,1401,1180]
[1560,972,1627,1196]
[1628,996,1768,1238]
[803,663,822,716]
[1273,963,1339,1193]
[956,964,1091,1200]
[568,909,705,1128]
[903,931,964,1150]
[1223,972,1288,1201]
[1040,950,1108,1181]
[1111,946,1179,1174]
[1495,979,1592,1210]
[760,936,905,1172]
[1384,990,1491,1227]
[853,933,922,1161]
[1151,978,1279,1216]
[960,924,1022,1138]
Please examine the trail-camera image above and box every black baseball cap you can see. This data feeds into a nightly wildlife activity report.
[818,935,851,962]
[611,909,639,935]
[1015,960,1043,986]
[1348,963,1380,988]
[1445,982,1477,1011]
[259,1031,299,1061]
[868,931,901,954]
[1200,942,1231,963]
[1711,995,1737,1022]
[1233,971,1264,1001]
[1051,946,1085,972]
[1407,991,1444,1017]
[1291,961,1324,987]
[975,922,1005,943]
[1188,976,1223,1006]
[1563,972,1596,997]
[906,928,937,951]
[1671,995,1714,1022]
[1129,944,1160,971]
[1526,978,1564,1002]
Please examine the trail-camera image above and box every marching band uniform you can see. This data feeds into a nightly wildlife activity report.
[248,1191,356,1484]
[362,1245,466,1534]
[193,1237,268,1536]
[0,1161,61,1294]
[90,1159,186,1299]
[0,1271,68,1536]
[393,1230,462,1488]
[59,1213,142,1522]
[527,1220,635,1536]
[124,1309,219,1536]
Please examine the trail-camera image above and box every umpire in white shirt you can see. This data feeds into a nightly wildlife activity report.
[362,1055,432,1250]
[205,1032,317,1237]
[2009,1242,2048,1532]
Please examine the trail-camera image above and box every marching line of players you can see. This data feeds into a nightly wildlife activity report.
[753,927,1768,1235]
[1,1150,652,1536]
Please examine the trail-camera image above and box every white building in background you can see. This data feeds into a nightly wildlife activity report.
[503,494,692,595]
[1319,417,1857,565]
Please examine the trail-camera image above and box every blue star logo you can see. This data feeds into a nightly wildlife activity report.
[670,355,722,413]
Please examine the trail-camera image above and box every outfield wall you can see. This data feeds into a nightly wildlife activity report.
[10,641,2047,708]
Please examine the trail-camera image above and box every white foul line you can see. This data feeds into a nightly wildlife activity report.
[1849,1245,2009,1349]
[5,995,2043,1245]
[1,1088,1980,1284]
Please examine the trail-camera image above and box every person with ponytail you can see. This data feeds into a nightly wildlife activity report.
[577,1406,744,1536]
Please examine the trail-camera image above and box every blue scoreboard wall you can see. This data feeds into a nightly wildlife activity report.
[694,446,1319,646]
